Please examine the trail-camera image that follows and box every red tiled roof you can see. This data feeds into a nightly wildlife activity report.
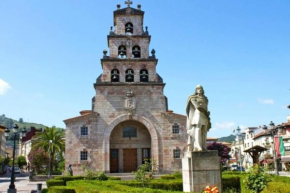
[253,130,272,140]
[63,111,97,122]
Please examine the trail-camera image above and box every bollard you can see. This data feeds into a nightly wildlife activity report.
[37,183,42,193]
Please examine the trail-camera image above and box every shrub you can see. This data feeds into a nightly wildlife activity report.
[222,176,240,192]
[46,179,65,187]
[243,165,271,193]
[41,188,48,193]
[172,172,182,179]
[49,186,76,193]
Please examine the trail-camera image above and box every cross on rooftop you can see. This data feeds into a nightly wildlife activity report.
[125,0,133,7]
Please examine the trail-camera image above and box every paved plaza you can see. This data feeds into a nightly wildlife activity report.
[0,172,47,193]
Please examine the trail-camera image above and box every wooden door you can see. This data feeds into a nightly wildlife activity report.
[110,149,118,173]
[123,149,137,172]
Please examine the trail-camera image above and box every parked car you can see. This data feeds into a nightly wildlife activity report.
[14,167,21,174]
[237,166,245,171]
[231,164,238,171]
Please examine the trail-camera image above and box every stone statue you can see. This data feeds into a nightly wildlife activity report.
[186,85,211,152]
[67,164,73,176]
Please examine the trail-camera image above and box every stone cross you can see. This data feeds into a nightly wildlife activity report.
[125,0,133,7]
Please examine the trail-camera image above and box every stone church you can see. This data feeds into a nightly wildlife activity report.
[64,1,187,174]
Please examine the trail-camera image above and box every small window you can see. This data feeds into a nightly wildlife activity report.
[125,69,134,82]
[111,69,119,82]
[80,151,88,161]
[140,69,148,82]
[132,46,140,58]
[125,22,133,35]
[172,123,180,134]
[173,149,180,159]
[123,126,137,138]
[81,126,88,136]
[118,45,127,59]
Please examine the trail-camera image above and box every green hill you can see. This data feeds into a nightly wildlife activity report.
[0,114,46,130]
[218,134,235,143]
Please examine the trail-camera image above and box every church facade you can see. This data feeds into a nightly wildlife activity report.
[64,1,187,174]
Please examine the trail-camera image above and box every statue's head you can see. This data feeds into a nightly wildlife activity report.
[195,85,204,95]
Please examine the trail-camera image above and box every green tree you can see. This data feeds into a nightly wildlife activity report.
[16,155,27,169]
[19,118,23,123]
[32,126,65,171]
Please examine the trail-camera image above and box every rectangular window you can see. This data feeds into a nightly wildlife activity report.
[173,149,181,159]
[81,126,88,136]
[172,124,180,134]
[285,146,290,151]
[123,127,137,138]
[80,151,88,161]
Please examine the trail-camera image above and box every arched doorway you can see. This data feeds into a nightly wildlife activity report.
[110,120,151,173]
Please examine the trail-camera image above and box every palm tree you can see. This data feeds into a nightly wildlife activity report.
[32,126,65,171]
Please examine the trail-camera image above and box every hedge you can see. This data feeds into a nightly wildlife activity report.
[261,181,290,193]
[160,175,175,180]
[108,176,121,180]
[49,186,76,193]
[54,176,85,185]
[41,188,48,193]
[222,176,240,192]
[46,179,65,187]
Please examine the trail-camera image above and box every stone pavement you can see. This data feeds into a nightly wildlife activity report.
[0,172,47,193]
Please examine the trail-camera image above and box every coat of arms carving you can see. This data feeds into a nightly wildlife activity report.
[124,90,136,110]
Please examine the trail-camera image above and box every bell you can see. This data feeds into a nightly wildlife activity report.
[112,75,118,80]
[127,75,132,80]
[141,75,148,81]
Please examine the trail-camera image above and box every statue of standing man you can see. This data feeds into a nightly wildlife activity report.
[186,85,211,152]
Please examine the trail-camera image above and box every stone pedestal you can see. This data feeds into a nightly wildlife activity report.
[182,150,222,193]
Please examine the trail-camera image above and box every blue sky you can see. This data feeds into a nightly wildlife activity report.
[0,0,289,138]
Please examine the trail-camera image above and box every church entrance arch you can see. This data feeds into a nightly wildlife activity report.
[104,115,159,173]
[110,120,151,173]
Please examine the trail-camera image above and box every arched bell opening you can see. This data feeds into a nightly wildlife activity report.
[118,45,127,59]
[111,69,119,82]
[132,45,141,58]
[125,69,134,82]
[110,120,151,173]
[125,22,133,35]
[140,69,148,82]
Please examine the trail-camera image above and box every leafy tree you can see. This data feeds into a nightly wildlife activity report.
[207,142,231,164]
[19,118,23,123]
[32,126,65,171]
[28,147,49,174]
[0,155,4,165]
[16,155,27,169]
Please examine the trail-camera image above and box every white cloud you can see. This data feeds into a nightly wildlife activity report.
[258,98,274,104]
[214,121,235,129]
[0,79,11,95]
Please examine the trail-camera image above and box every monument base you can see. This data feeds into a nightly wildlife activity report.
[182,150,222,193]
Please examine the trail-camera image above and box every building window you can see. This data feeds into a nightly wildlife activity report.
[173,149,180,159]
[123,126,137,138]
[285,146,290,151]
[118,45,126,58]
[80,151,88,160]
[125,22,133,35]
[142,148,151,164]
[140,69,148,82]
[81,126,88,136]
[132,45,141,58]
[125,69,134,82]
[111,69,119,82]
[172,123,180,134]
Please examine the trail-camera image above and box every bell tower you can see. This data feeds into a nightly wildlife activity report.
[96,0,160,85]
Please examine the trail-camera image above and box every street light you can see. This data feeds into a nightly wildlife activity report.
[4,124,27,193]
[262,121,280,176]
[232,127,245,171]
[48,140,52,179]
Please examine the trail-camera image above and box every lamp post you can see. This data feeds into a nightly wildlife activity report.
[48,140,52,179]
[232,127,245,171]
[4,124,27,193]
[262,121,280,176]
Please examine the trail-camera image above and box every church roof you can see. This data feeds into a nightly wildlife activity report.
[63,110,98,123]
